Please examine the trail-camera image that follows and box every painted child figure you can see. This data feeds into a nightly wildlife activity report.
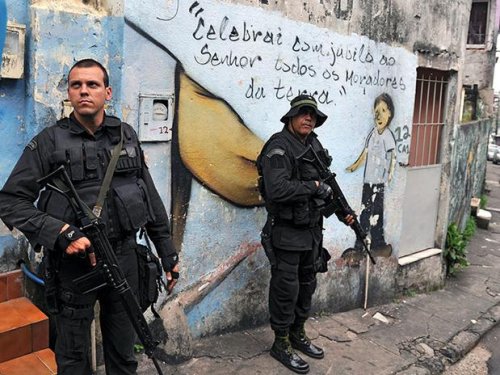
[346,93,396,254]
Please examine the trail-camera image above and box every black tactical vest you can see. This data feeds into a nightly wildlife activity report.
[36,117,155,240]
[257,128,332,229]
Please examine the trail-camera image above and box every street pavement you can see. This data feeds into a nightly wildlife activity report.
[132,164,500,375]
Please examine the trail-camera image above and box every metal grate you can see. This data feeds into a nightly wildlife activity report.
[409,68,449,167]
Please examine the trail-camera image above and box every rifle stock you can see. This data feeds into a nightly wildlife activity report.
[38,165,165,375]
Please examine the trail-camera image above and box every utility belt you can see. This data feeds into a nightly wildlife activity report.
[261,216,330,273]
[268,201,322,229]
[273,217,322,229]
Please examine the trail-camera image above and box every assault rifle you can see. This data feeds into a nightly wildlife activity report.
[297,146,376,265]
[38,165,164,375]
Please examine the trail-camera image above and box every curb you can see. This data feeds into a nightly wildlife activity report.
[394,301,500,375]
[440,302,500,363]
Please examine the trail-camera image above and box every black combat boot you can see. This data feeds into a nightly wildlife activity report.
[290,325,324,359]
[270,332,310,374]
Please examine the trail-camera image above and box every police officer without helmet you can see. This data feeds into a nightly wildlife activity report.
[0,58,179,375]
[257,95,354,374]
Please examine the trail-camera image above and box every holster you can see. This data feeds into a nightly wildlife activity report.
[314,247,331,273]
[261,218,277,267]
[44,272,60,315]
[43,250,61,315]
[136,243,161,312]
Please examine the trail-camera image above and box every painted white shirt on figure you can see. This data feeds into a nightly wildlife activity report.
[363,128,396,185]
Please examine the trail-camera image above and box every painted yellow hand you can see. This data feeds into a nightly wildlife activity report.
[177,72,264,206]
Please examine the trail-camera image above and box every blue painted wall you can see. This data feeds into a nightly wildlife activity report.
[0,0,28,268]
[0,3,123,270]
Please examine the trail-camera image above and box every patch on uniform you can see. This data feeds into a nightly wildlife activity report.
[26,137,38,151]
[266,148,285,158]
[266,148,285,169]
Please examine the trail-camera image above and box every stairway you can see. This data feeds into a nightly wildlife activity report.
[0,269,56,374]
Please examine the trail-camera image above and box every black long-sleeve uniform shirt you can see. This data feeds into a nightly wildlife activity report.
[258,127,325,251]
[0,114,176,269]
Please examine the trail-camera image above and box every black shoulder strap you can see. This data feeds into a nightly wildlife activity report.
[92,124,123,217]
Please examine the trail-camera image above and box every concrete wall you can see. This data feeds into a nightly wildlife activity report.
[451,0,497,228]
[0,0,487,339]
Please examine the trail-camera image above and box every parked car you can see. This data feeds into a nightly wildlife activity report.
[494,147,500,164]
[488,144,498,161]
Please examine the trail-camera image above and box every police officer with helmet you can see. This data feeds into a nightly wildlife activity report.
[257,95,354,373]
[0,58,179,374]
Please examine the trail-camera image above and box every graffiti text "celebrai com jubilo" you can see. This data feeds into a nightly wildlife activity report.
[192,15,283,46]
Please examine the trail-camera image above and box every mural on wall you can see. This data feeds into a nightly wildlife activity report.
[345,93,396,252]
[123,0,417,335]
[125,0,416,244]
[173,70,265,250]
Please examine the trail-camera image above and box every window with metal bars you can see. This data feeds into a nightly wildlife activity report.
[409,68,449,167]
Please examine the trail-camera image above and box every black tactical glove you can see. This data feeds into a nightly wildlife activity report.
[163,253,179,279]
[55,224,86,252]
[315,182,333,200]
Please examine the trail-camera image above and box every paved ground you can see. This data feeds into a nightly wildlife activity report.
[127,167,500,375]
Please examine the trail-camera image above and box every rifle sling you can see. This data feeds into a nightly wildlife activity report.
[93,124,124,218]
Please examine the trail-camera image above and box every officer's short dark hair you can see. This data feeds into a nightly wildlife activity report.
[68,58,110,87]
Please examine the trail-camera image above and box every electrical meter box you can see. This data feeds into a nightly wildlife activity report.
[0,22,26,79]
[61,99,73,119]
[138,94,175,142]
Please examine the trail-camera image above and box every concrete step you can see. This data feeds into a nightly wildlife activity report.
[476,208,492,229]
[0,269,57,373]
[0,270,23,303]
[0,348,56,375]
[0,297,50,363]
